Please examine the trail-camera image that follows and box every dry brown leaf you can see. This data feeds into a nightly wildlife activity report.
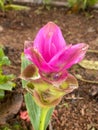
[0,93,23,124]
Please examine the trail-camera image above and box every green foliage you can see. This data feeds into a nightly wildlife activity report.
[42,0,51,10]
[4,4,30,11]
[21,53,31,88]
[0,0,30,11]
[87,0,98,6]
[68,0,98,11]
[0,123,25,130]
[0,47,15,99]
[0,48,10,66]
[24,93,41,130]
[0,0,5,11]
[43,0,51,4]
[21,54,53,130]
[0,90,4,99]
[68,0,78,7]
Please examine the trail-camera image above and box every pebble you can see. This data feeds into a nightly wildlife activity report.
[0,25,4,32]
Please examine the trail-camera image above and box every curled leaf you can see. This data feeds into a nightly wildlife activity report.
[75,74,98,84]
[79,60,98,70]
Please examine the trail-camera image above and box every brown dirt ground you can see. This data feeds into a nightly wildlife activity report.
[0,5,98,130]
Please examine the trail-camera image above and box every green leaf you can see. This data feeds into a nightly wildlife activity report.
[87,0,98,6]
[0,48,10,66]
[25,93,53,130]
[0,47,15,99]
[0,0,5,11]
[0,74,15,84]
[24,93,41,130]
[21,53,31,88]
[68,0,98,10]
[0,47,4,57]
[0,56,10,66]
[4,4,30,11]
[0,89,4,99]
[21,53,31,72]
[68,0,78,7]
[44,107,53,130]
[83,0,87,9]
[0,81,15,91]
[43,0,51,4]
[79,60,98,70]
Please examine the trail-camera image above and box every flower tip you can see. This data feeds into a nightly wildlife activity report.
[46,21,58,29]
[77,43,89,52]
[81,43,89,54]
[82,43,89,50]
[47,21,56,25]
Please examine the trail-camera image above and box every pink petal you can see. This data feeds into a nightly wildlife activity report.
[64,43,89,69]
[20,111,30,122]
[24,47,54,73]
[49,43,89,70]
[34,22,66,62]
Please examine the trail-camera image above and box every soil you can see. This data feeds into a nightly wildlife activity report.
[0,4,98,130]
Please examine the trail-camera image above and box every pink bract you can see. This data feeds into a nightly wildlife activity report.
[24,22,88,76]
[20,111,30,122]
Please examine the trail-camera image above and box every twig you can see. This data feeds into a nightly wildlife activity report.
[65,97,84,100]
[87,49,98,53]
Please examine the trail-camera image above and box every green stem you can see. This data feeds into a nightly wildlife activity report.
[39,107,50,130]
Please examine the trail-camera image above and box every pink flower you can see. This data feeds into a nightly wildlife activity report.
[24,22,88,80]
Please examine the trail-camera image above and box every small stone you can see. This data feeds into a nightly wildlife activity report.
[87,27,95,33]
[89,86,98,97]
[0,25,4,32]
